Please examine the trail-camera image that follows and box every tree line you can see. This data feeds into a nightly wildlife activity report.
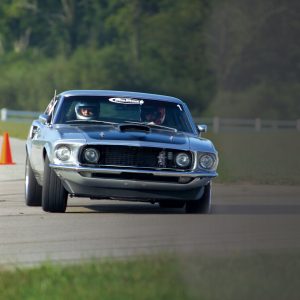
[0,0,299,119]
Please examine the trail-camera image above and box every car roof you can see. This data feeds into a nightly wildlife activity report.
[58,90,184,105]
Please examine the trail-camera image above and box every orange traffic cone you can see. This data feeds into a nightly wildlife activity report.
[0,132,15,165]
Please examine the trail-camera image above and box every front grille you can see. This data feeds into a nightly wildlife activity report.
[80,145,192,170]
[103,146,158,167]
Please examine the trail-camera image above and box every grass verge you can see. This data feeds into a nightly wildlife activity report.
[183,251,300,300]
[1,255,187,300]
[0,121,30,139]
[206,131,300,185]
[0,253,299,300]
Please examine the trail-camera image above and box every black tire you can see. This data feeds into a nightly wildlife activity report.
[159,201,185,209]
[185,182,212,214]
[25,154,42,206]
[42,156,68,212]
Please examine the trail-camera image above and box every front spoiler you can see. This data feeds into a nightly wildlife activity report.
[50,164,217,201]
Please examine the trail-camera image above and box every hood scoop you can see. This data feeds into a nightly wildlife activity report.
[119,124,150,133]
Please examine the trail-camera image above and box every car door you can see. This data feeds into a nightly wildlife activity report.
[29,97,59,181]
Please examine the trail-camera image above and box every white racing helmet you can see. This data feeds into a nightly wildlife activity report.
[75,102,99,120]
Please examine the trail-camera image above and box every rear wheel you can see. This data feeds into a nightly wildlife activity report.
[25,154,42,206]
[185,182,211,214]
[42,156,68,213]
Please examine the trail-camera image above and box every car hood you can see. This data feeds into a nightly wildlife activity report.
[55,124,215,152]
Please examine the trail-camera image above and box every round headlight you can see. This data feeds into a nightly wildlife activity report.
[199,154,215,169]
[56,146,71,161]
[175,153,191,168]
[83,148,100,164]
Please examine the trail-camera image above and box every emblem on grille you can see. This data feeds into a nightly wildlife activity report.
[157,150,167,168]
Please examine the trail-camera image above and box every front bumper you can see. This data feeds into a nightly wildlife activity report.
[50,164,217,201]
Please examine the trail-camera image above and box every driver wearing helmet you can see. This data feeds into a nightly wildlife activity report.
[141,105,166,125]
[75,102,99,120]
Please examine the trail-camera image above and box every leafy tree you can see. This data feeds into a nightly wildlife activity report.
[0,0,297,119]
[205,0,300,119]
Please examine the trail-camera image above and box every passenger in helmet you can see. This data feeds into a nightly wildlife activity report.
[75,102,99,120]
[141,105,166,125]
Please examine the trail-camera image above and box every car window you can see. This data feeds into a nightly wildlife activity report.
[45,97,56,115]
[100,101,140,121]
[44,96,59,123]
[54,95,193,133]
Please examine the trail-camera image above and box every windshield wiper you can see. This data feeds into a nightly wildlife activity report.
[123,121,177,132]
[66,120,117,125]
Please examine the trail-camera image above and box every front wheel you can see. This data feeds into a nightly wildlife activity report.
[42,156,68,212]
[185,182,212,214]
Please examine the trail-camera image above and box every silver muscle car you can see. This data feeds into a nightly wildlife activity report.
[25,90,218,213]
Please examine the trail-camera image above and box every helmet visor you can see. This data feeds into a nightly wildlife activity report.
[142,106,165,124]
[75,103,99,119]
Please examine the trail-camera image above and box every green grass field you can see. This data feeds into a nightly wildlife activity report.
[206,131,300,185]
[0,253,299,300]
[0,121,30,139]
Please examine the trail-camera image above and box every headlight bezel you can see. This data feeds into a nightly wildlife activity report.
[175,152,191,168]
[83,147,100,164]
[55,145,71,161]
[198,152,218,170]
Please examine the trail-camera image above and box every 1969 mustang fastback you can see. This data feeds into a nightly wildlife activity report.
[25,90,218,213]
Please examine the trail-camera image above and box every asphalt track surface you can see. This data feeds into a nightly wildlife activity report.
[0,138,300,267]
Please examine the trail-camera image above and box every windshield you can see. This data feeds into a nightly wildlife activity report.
[54,95,193,133]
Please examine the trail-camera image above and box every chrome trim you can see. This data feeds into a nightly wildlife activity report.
[78,146,195,171]
[49,164,217,178]
[197,124,207,133]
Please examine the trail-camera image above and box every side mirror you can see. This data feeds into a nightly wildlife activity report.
[197,124,207,133]
[39,114,51,124]
[197,124,207,136]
